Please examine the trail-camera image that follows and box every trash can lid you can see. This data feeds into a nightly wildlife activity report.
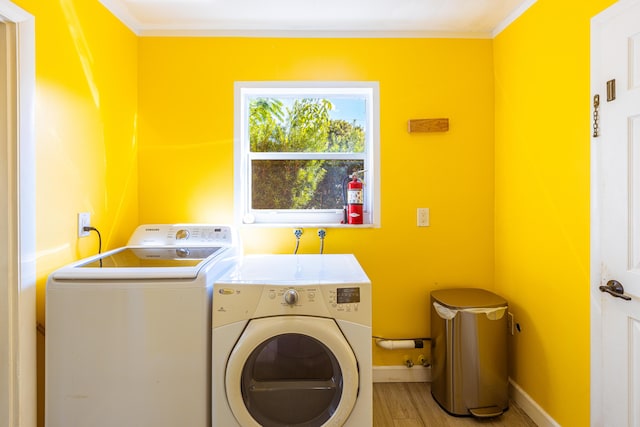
[431,288,507,309]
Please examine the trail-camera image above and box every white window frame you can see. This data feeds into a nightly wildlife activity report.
[234,81,380,227]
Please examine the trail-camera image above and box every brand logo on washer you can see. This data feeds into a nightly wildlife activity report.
[145,228,160,232]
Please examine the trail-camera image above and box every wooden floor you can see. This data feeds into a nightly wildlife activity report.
[373,382,537,427]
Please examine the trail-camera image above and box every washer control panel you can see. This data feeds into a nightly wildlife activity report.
[128,224,235,247]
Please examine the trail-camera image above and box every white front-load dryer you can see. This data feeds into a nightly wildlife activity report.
[212,254,372,427]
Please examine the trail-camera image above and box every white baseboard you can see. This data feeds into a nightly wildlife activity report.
[509,378,560,427]
[372,365,431,383]
[373,366,559,427]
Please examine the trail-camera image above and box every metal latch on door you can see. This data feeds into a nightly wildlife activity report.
[592,79,617,138]
[599,279,631,301]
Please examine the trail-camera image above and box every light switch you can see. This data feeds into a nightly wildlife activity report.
[417,208,429,227]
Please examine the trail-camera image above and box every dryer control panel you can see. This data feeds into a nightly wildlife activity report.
[212,283,371,328]
[212,254,372,328]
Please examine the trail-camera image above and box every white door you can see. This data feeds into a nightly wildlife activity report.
[592,1,640,425]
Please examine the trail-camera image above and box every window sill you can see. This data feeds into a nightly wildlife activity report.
[239,223,377,229]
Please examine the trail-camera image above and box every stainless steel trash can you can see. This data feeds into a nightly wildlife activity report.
[430,288,508,418]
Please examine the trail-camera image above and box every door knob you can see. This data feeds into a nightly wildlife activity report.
[599,279,631,301]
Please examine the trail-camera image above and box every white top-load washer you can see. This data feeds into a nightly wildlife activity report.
[212,254,372,427]
[45,224,239,427]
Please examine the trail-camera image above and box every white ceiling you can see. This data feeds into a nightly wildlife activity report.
[99,0,536,38]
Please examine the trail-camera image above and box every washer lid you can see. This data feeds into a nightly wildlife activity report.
[51,246,231,280]
[51,223,239,280]
[431,288,507,309]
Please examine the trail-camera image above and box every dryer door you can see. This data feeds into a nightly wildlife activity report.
[225,316,359,427]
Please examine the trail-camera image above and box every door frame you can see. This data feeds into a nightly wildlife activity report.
[590,1,640,425]
[0,1,35,426]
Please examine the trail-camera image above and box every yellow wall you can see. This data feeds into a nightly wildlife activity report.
[22,0,619,424]
[137,37,496,365]
[493,0,615,425]
[11,0,139,424]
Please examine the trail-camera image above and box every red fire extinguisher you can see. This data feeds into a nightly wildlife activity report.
[346,173,364,224]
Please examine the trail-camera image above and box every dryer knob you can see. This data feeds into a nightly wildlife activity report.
[284,289,299,306]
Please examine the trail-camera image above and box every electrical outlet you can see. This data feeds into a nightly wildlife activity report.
[78,212,91,237]
[417,208,430,227]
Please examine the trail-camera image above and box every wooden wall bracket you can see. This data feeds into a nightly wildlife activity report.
[408,118,449,133]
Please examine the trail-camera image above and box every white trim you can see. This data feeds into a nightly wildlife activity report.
[509,379,560,427]
[234,81,380,227]
[136,28,494,39]
[372,365,431,383]
[102,0,535,39]
[0,1,31,21]
[591,0,640,25]
[491,0,538,38]
[0,19,13,426]
[373,367,557,426]
[590,11,604,422]
[0,2,36,427]
[98,0,141,35]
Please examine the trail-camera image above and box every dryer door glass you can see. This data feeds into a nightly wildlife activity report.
[241,333,342,426]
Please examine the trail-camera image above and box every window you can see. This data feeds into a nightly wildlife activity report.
[235,82,380,226]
